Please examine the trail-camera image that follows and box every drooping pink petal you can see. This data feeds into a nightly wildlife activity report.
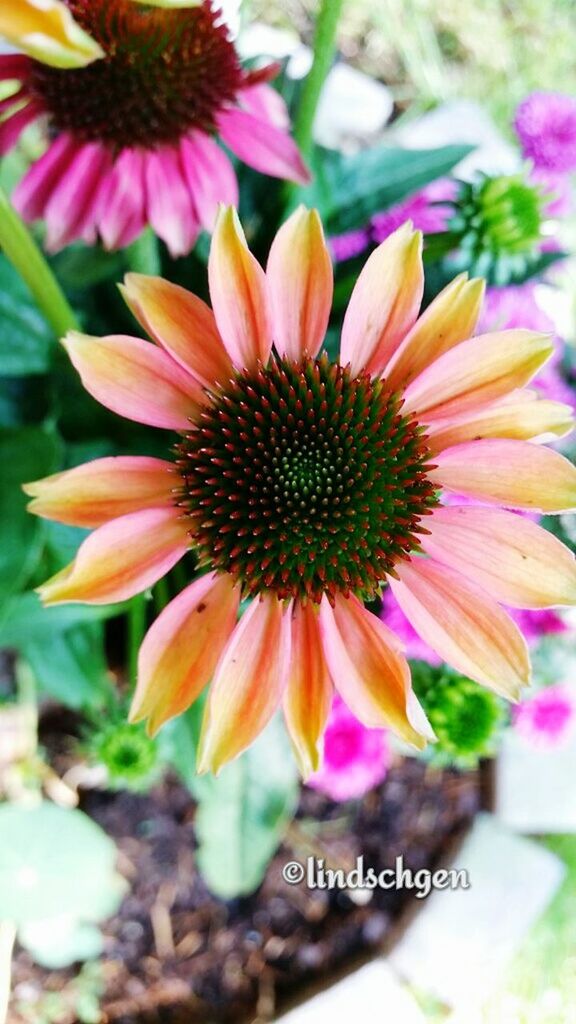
[208,206,272,370]
[384,275,485,388]
[130,572,240,735]
[238,82,291,129]
[36,507,190,605]
[97,148,147,250]
[340,224,424,376]
[0,55,33,81]
[423,506,576,608]
[0,100,41,155]
[144,146,200,258]
[179,131,238,233]
[403,330,553,420]
[197,594,292,773]
[429,439,576,513]
[426,391,574,453]
[61,331,204,430]
[43,141,113,251]
[390,558,531,698]
[266,206,333,361]
[13,132,78,220]
[24,456,177,528]
[122,273,232,389]
[317,594,433,749]
[217,105,310,184]
[283,601,333,777]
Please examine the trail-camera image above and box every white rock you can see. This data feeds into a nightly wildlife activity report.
[497,724,576,833]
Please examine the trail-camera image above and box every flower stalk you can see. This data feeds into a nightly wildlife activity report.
[292,0,345,158]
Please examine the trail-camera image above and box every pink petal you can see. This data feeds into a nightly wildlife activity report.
[0,100,41,155]
[429,439,576,513]
[0,55,33,81]
[179,132,238,233]
[283,601,333,777]
[62,331,204,430]
[238,82,291,129]
[43,141,113,251]
[97,148,147,251]
[144,146,200,258]
[426,391,574,453]
[217,105,310,185]
[390,558,531,698]
[266,206,333,360]
[36,507,190,606]
[13,133,78,220]
[423,505,576,608]
[197,594,292,773]
[340,224,424,376]
[131,572,240,735]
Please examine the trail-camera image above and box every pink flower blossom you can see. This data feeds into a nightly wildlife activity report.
[307,696,391,801]
[371,179,457,244]
[513,683,576,748]
[514,91,576,173]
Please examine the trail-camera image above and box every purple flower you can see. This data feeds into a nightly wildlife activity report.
[329,227,371,263]
[371,179,457,244]
[513,683,576,748]
[307,695,390,801]
[514,91,576,173]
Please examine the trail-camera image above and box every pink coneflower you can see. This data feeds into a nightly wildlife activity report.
[513,683,576,749]
[514,91,576,173]
[371,179,457,245]
[0,0,309,255]
[24,209,576,775]
[307,695,390,802]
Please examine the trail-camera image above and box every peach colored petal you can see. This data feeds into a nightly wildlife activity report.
[429,439,576,513]
[317,594,433,750]
[390,558,530,698]
[130,572,240,736]
[426,391,574,453]
[403,330,553,420]
[283,601,333,777]
[121,274,232,389]
[23,456,176,528]
[36,507,190,605]
[0,0,104,68]
[384,274,485,389]
[62,331,203,430]
[266,206,333,361]
[423,506,576,608]
[340,224,423,377]
[197,594,292,773]
[208,206,272,370]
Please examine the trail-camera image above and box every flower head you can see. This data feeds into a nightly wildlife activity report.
[0,0,308,255]
[25,208,576,775]
[513,683,576,748]
[307,695,390,802]
[412,661,503,767]
[514,91,576,173]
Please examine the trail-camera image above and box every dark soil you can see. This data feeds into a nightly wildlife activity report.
[10,756,482,1024]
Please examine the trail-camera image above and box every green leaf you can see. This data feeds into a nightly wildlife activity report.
[0,254,54,376]
[0,426,61,608]
[25,622,110,709]
[18,920,104,970]
[325,144,473,233]
[159,692,209,800]
[0,591,125,647]
[194,716,299,899]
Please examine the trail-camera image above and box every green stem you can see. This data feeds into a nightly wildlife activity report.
[0,185,78,337]
[126,228,161,276]
[292,0,345,158]
[127,594,147,686]
[153,576,171,616]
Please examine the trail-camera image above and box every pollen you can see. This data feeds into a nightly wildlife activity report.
[176,355,438,604]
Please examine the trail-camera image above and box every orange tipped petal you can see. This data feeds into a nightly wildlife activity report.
[36,507,190,605]
[130,572,240,736]
[317,594,433,750]
[283,601,333,777]
[403,330,554,420]
[0,0,104,68]
[62,331,203,430]
[390,558,531,699]
[426,391,574,453]
[423,506,576,609]
[385,274,485,388]
[429,439,576,513]
[208,206,272,370]
[24,456,176,528]
[266,206,333,361]
[340,224,423,377]
[121,274,232,389]
[197,594,292,774]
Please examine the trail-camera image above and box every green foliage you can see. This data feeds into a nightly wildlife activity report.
[412,661,504,767]
[0,802,126,967]
[87,722,159,791]
[194,716,299,898]
[0,255,54,376]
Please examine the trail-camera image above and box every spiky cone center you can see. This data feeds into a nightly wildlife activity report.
[27,0,252,148]
[176,355,438,604]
